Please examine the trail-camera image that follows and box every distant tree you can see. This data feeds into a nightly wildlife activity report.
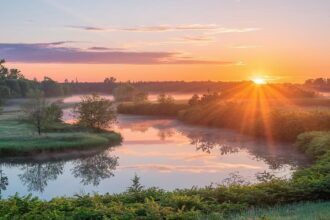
[104,76,116,84]
[200,92,221,104]
[113,83,136,101]
[134,91,149,103]
[7,69,24,80]
[128,174,144,192]
[41,77,64,97]
[0,86,10,99]
[74,94,117,130]
[0,59,8,80]
[188,94,200,106]
[157,93,174,105]
[44,101,63,125]
[22,91,63,135]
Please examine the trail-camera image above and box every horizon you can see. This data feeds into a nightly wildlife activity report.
[1,0,330,83]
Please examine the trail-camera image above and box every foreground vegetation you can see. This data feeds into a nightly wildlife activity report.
[231,201,330,220]
[0,131,329,219]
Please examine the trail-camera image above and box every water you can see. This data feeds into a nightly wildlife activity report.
[0,95,310,200]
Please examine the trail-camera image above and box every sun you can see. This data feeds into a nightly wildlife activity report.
[252,78,266,85]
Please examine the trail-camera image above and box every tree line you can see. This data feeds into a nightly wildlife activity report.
[0,59,68,100]
[305,78,330,92]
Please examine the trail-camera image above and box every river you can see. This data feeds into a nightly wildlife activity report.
[0,95,310,199]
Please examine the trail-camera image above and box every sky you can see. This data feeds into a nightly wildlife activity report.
[0,0,329,82]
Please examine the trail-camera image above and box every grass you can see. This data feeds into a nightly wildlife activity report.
[229,201,330,220]
[0,119,122,156]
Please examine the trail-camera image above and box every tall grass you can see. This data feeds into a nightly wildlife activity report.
[0,119,122,155]
[229,201,330,220]
[118,102,188,116]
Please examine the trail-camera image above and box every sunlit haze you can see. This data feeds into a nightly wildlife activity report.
[1,0,329,82]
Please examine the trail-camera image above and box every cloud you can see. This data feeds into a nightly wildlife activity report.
[180,35,216,43]
[88,46,126,51]
[230,44,262,49]
[212,27,260,34]
[0,42,232,65]
[68,24,260,34]
[68,24,219,32]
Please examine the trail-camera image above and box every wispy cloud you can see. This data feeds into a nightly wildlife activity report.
[68,24,219,32]
[179,35,216,43]
[0,42,232,65]
[68,24,260,34]
[230,44,263,49]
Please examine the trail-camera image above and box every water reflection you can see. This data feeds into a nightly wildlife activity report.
[0,147,118,194]
[0,114,310,199]
[19,162,64,193]
[71,153,118,186]
[0,165,8,198]
[117,115,309,170]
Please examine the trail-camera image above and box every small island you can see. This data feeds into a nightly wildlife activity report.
[0,86,121,156]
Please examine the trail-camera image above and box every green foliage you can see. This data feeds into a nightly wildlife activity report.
[74,94,117,130]
[178,101,330,141]
[113,83,149,103]
[113,83,137,102]
[295,131,330,158]
[0,133,330,219]
[21,91,63,135]
[134,91,149,103]
[0,119,122,155]
[118,102,188,117]
[0,60,69,99]
[128,174,144,192]
[231,201,330,220]
[41,77,64,97]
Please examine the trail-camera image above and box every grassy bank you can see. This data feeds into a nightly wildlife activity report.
[117,102,188,116]
[118,101,330,142]
[0,119,122,156]
[0,131,329,219]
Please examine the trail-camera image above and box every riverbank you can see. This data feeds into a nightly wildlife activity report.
[0,130,329,219]
[118,101,330,142]
[0,99,122,157]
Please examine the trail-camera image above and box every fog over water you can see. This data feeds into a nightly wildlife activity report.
[0,95,310,200]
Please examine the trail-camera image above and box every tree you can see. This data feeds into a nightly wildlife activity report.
[22,91,63,135]
[44,101,63,125]
[157,93,174,105]
[134,91,149,103]
[128,174,144,192]
[188,94,200,106]
[0,59,8,80]
[74,94,117,130]
[41,77,64,97]
[7,69,24,80]
[104,76,116,84]
[113,83,136,101]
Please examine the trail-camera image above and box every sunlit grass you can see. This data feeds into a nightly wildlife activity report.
[229,201,330,220]
[0,118,122,155]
